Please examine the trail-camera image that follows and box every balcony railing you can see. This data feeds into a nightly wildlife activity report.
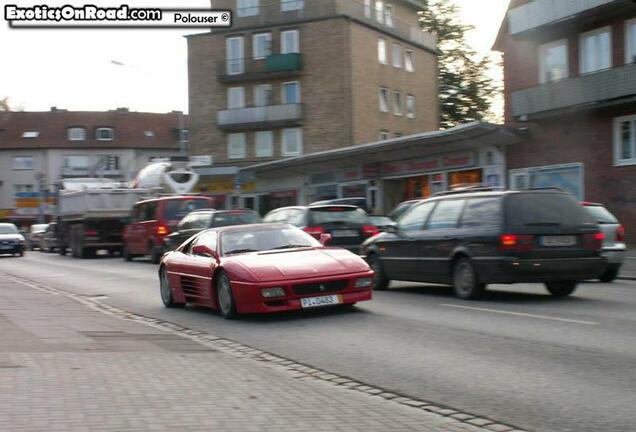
[511,63,636,118]
[217,53,303,82]
[217,104,303,130]
[508,0,621,35]
[219,0,436,52]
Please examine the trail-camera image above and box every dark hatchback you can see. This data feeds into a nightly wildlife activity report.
[263,205,378,252]
[164,209,262,251]
[362,189,606,299]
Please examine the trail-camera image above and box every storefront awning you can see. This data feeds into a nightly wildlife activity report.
[240,122,522,177]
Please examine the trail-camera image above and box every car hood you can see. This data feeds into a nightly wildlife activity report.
[0,234,24,242]
[225,247,369,282]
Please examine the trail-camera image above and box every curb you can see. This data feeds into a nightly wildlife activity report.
[3,271,530,432]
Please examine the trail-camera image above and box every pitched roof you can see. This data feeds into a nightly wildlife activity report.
[0,109,187,150]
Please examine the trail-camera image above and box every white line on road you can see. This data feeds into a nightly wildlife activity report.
[440,303,598,325]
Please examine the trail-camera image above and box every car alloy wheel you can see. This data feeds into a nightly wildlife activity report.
[453,258,485,300]
[216,272,237,319]
[159,268,183,308]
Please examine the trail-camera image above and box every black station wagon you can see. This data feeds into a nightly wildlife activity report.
[361,187,606,299]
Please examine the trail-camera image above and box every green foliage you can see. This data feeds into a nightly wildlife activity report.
[418,0,500,129]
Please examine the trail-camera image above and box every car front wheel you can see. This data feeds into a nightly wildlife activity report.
[453,257,486,300]
[368,254,389,290]
[216,271,237,320]
[159,268,183,308]
[545,281,577,297]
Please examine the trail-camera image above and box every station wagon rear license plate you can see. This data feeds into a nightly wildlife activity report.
[541,235,576,247]
[332,230,358,237]
[301,294,342,308]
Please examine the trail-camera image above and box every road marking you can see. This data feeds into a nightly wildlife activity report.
[440,303,598,325]
[44,273,66,278]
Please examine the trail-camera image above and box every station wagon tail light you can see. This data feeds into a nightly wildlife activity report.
[582,232,604,250]
[499,234,534,252]
[156,225,170,236]
[303,227,324,238]
[84,229,98,236]
[362,226,379,237]
[616,225,625,242]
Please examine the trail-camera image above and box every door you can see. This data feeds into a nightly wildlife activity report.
[139,201,158,255]
[177,231,218,306]
[226,36,244,75]
[126,204,145,254]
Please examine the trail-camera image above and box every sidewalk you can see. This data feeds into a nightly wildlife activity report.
[618,246,636,280]
[0,274,517,432]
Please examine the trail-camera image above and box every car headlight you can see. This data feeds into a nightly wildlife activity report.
[261,287,286,298]
[354,277,373,288]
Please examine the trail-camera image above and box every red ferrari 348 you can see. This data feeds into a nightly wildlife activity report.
[158,223,374,319]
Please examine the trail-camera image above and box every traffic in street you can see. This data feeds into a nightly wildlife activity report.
[2,251,635,432]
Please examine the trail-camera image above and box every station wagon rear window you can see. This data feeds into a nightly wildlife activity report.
[584,206,618,224]
[506,193,596,230]
[309,207,368,225]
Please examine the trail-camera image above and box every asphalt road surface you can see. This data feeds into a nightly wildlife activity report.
[2,251,635,432]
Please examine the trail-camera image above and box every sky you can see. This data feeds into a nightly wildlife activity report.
[0,0,510,114]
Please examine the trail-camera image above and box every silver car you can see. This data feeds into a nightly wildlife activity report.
[583,202,626,282]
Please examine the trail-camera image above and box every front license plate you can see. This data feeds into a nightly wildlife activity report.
[541,235,576,247]
[332,230,358,238]
[0,245,12,249]
[301,295,342,308]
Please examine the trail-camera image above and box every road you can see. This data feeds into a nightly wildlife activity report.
[2,252,635,432]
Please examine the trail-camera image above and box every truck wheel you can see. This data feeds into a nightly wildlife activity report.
[59,246,67,256]
[545,281,578,297]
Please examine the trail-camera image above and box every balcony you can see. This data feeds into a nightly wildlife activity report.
[217,104,303,131]
[511,63,636,118]
[508,0,627,36]
[217,53,303,83]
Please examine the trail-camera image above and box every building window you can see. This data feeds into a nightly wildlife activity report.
[405,50,415,72]
[614,114,636,166]
[179,129,189,142]
[21,131,39,138]
[254,84,273,106]
[539,39,568,83]
[379,131,389,140]
[281,0,303,11]
[626,19,636,64]
[14,184,34,194]
[253,32,272,59]
[12,156,34,170]
[394,90,403,115]
[384,4,394,28]
[364,0,371,18]
[95,127,114,141]
[255,131,274,157]
[392,43,402,68]
[379,87,389,112]
[378,38,387,64]
[227,87,245,109]
[580,27,611,74]
[237,0,259,17]
[63,155,90,172]
[281,29,300,54]
[282,128,302,156]
[282,81,300,104]
[226,36,244,75]
[96,155,120,172]
[375,1,384,23]
[228,133,246,159]
[406,94,415,118]
[67,127,86,141]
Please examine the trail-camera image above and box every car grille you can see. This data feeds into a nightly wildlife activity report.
[0,240,15,246]
[292,280,348,295]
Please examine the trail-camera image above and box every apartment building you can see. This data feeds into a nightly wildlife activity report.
[0,108,187,223]
[187,0,438,208]
[494,0,636,242]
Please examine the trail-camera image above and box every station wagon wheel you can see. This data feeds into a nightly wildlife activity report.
[368,254,389,290]
[453,257,485,300]
[545,281,578,297]
[159,268,183,308]
[216,271,237,320]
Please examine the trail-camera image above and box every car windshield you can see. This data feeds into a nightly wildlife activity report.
[309,207,369,225]
[221,227,319,256]
[164,199,212,221]
[0,224,19,235]
[212,211,262,227]
[369,216,393,226]
[585,206,618,224]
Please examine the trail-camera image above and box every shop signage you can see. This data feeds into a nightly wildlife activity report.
[341,167,361,181]
[381,152,475,177]
[197,180,255,194]
[362,163,379,178]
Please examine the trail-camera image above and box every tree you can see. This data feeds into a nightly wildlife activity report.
[0,97,11,111]
[418,0,500,129]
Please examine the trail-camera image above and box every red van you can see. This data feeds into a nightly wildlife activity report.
[123,196,215,263]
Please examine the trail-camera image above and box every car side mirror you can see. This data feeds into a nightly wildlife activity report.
[192,244,219,260]
[319,233,332,245]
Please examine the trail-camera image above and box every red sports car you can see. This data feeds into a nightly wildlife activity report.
[158,223,374,319]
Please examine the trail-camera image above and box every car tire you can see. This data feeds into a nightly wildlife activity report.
[368,254,390,290]
[452,257,486,300]
[123,245,133,262]
[18,250,24,257]
[599,265,620,283]
[150,245,162,265]
[159,268,184,308]
[216,271,238,320]
[545,281,578,297]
